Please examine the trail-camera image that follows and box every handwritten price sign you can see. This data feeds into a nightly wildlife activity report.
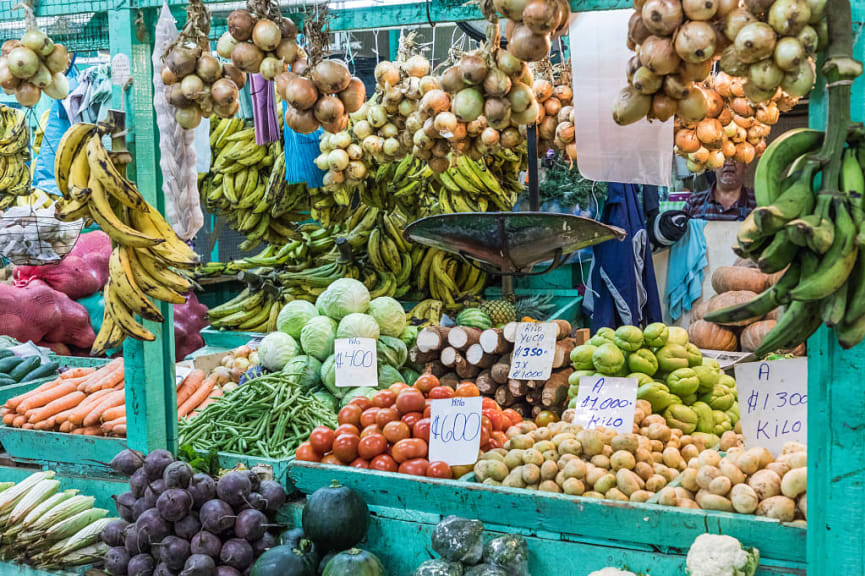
[334,337,377,388]
[509,322,557,380]
[428,397,483,465]
[572,376,638,434]
[734,358,807,455]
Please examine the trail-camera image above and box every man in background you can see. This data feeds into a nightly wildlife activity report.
[683,159,755,221]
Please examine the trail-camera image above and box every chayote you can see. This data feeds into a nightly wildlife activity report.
[592,342,625,375]
[666,367,700,397]
[664,403,698,434]
[627,348,659,376]
[614,325,644,352]
[643,322,669,348]
[655,343,690,372]
[570,344,598,370]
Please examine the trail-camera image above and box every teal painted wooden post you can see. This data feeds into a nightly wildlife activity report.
[389,30,400,61]
[806,2,864,574]
[109,7,178,453]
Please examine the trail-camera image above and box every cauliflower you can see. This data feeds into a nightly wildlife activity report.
[686,534,760,576]
[588,569,638,576]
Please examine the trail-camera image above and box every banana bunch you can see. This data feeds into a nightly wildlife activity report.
[407,299,444,326]
[208,285,284,332]
[707,128,865,353]
[53,122,198,354]
[0,106,31,209]
[202,118,306,250]
[414,247,486,311]
[366,211,414,298]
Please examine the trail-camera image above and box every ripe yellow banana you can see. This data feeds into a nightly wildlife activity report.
[88,178,163,248]
[109,247,164,322]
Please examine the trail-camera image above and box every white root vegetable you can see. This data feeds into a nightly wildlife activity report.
[756,495,796,522]
[730,483,759,513]
[781,467,807,499]
[747,469,782,500]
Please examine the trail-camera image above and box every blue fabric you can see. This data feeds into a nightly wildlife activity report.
[31,73,79,195]
[583,182,663,331]
[665,218,708,321]
[283,100,325,188]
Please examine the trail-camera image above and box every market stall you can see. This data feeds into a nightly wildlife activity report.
[0,0,862,574]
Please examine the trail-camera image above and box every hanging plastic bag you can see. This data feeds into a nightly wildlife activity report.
[570,10,672,187]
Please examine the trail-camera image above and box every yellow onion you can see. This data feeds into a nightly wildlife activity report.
[612,85,651,126]
[733,112,755,129]
[704,89,724,118]
[485,98,512,129]
[754,140,767,156]
[706,149,726,169]
[496,50,524,77]
[338,77,366,113]
[749,59,784,91]
[228,10,255,42]
[452,87,484,122]
[346,143,363,160]
[697,117,723,147]
[507,24,552,62]
[680,59,713,82]
[553,84,572,103]
[628,11,652,46]
[217,32,238,60]
[544,97,561,117]
[353,120,374,140]
[675,128,701,153]
[651,93,678,121]
[375,61,400,87]
[722,138,736,157]
[363,135,385,155]
[677,85,708,122]
[686,159,706,173]
[719,46,750,77]
[323,170,344,187]
[780,59,814,98]
[223,64,246,90]
[259,56,284,81]
[161,66,178,86]
[313,60,352,94]
[718,107,733,125]
[230,42,263,74]
[367,104,388,128]
[714,72,733,97]
[419,75,441,95]
[429,156,450,173]
[735,22,777,63]
[756,102,780,124]
[314,153,330,170]
[688,146,710,163]
[44,44,69,75]
[431,139,450,158]
[674,21,717,63]
[523,0,560,34]
[734,141,756,163]
[252,19,281,52]
[466,117,487,136]
[481,126,501,147]
[533,79,554,102]
[768,0,810,36]
[434,111,458,135]
[663,74,690,99]
[420,89,451,116]
[406,113,424,133]
[346,161,368,180]
[398,98,417,117]
[641,0,683,36]
[555,121,575,143]
[180,74,204,100]
[501,126,522,149]
[440,66,467,94]
[403,54,431,78]
[511,99,540,125]
[483,67,512,98]
[285,76,318,110]
[743,79,775,103]
[276,39,299,65]
[716,0,739,16]
[683,0,718,20]
[723,9,757,41]
[632,67,663,94]
[507,81,534,112]
[43,73,69,99]
[211,78,239,107]
[640,35,681,76]
[175,106,202,129]
[797,25,819,55]
[539,115,557,140]
[459,53,488,86]
[285,105,319,134]
[328,148,350,171]
[330,131,352,149]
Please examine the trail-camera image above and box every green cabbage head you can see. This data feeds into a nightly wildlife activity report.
[257,332,299,371]
[336,313,381,340]
[300,316,337,361]
[316,278,370,320]
[276,300,319,338]
[368,297,406,337]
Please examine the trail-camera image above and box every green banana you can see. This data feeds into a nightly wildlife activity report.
[754,128,823,206]
[841,146,865,226]
[752,169,817,234]
[757,229,799,273]
[753,300,823,357]
[820,287,847,326]
[786,214,835,253]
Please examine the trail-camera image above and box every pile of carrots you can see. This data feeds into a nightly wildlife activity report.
[1,360,222,437]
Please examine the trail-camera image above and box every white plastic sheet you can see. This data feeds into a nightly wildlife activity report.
[570,10,673,187]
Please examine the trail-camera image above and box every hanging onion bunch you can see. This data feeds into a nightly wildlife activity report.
[219,0,300,82]
[0,8,70,107]
[494,0,571,62]
[276,7,365,135]
[162,0,245,128]
[315,124,370,205]
[533,60,576,164]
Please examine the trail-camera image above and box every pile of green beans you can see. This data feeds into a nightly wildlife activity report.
[178,373,337,459]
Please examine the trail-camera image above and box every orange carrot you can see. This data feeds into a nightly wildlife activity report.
[111,424,127,436]
[16,381,78,414]
[71,426,102,435]
[60,367,96,379]
[53,407,76,425]
[75,359,122,392]
[2,413,14,425]
[11,415,26,428]
[84,368,124,395]
[177,375,215,418]
[66,389,114,426]
[176,370,205,407]
[34,417,57,431]
[58,421,73,433]
[7,378,60,411]
[83,390,125,427]
[28,391,86,424]
[21,423,34,429]
[190,388,224,416]
[101,405,126,423]
[102,417,126,434]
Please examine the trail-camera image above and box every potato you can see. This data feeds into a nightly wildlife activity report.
[697,450,721,468]
[633,409,646,425]
[585,466,606,487]
[563,459,587,480]
[577,429,605,456]
[726,446,745,458]
[797,493,806,519]
[540,460,559,481]
[530,428,551,442]
[650,440,664,452]
[691,436,707,452]
[583,491,605,499]
[542,450,559,462]
[766,462,790,478]
[696,465,722,489]
[634,461,654,482]
[696,489,734,512]
[637,436,652,452]
[636,399,652,416]
[475,460,509,482]
[616,469,645,496]
[644,414,666,426]
[735,451,760,475]
[547,422,567,435]
[482,478,501,486]
[680,435,693,446]
[557,438,582,456]
[526,483,539,490]
[655,463,679,483]
[557,453,579,468]
[601,428,618,443]
[611,434,640,453]
[677,498,701,509]
[539,480,561,493]
[657,487,677,506]
[508,435,535,450]
[730,483,759,513]
[517,421,539,434]
[480,451,504,462]
[522,449,545,467]
[753,447,774,468]
[563,478,585,496]
[679,468,699,492]
[782,441,806,454]
[521,463,541,485]
[748,469,782,500]
[719,458,746,485]
[662,447,685,470]
[648,424,671,443]
[708,475,732,496]
[561,409,575,423]
[555,470,566,487]
[757,495,796,522]
[611,450,637,470]
[777,451,807,469]
[591,454,611,469]
[504,450,524,469]
[674,487,694,500]
[671,428,683,438]
[602,444,613,458]
[665,437,681,450]
[503,469,527,488]
[688,457,700,469]
[719,430,740,451]
[505,425,523,439]
[533,440,555,453]
[680,444,699,462]
[635,448,653,464]
[651,452,664,464]
[781,467,806,499]
[552,433,577,448]
[602,487,627,501]
[594,473,617,494]
[630,490,653,503]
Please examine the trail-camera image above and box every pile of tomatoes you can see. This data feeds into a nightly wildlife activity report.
[295,373,523,478]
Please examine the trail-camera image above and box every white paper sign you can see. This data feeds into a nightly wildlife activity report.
[509,322,558,380]
[111,53,131,87]
[428,397,483,466]
[333,337,377,388]
[734,358,807,455]
[572,375,638,434]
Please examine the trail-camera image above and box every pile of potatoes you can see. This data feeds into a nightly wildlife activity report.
[472,399,717,502]
[659,439,807,524]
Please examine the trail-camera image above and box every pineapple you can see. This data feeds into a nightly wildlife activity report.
[480,298,517,325]
[516,294,556,321]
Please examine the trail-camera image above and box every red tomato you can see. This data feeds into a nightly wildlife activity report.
[398,458,429,476]
[338,404,362,427]
[309,426,335,454]
[481,415,493,433]
[502,409,522,427]
[349,396,373,411]
[491,430,508,446]
[361,424,382,438]
[321,453,342,465]
[483,408,504,431]
[332,434,360,464]
[372,390,396,408]
[389,382,409,394]
[423,405,431,418]
[357,433,388,460]
[427,461,453,479]
[334,423,360,437]
[400,411,422,429]
[359,407,380,428]
[487,436,504,449]
[413,418,431,443]
[395,388,425,415]
[455,382,480,397]
[479,426,490,450]
[382,420,411,444]
[295,442,320,462]
[350,457,370,469]
[392,438,428,463]
[428,386,455,400]
[413,373,439,394]
[482,397,500,411]
[370,454,398,472]
[375,406,400,428]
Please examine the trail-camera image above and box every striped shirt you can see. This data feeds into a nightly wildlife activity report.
[683,186,756,221]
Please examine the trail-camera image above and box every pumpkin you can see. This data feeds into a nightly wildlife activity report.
[322,548,386,576]
[301,481,369,552]
[692,300,710,321]
[687,320,738,351]
[711,266,769,295]
[706,291,761,326]
[251,545,316,576]
[765,308,780,320]
[740,320,777,352]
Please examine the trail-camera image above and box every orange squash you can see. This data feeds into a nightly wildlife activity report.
[692,300,710,322]
[687,320,738,351]
[706,290,761,326]
[711,266,769,295]
[740,320,777,352]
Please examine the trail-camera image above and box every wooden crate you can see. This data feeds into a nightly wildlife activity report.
[288,462,805,576]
